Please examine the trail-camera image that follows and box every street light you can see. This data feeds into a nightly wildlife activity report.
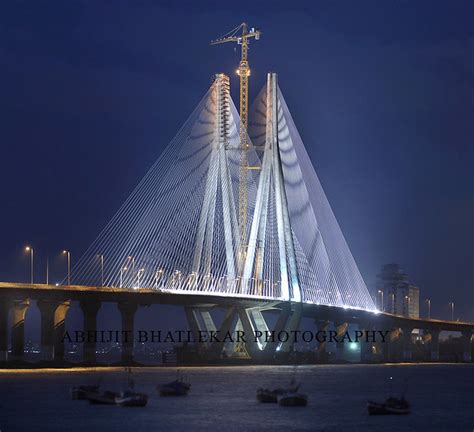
[62,250,71,285]
[390,293,395,314]
[97,254,104,287]
[136,268,145,289]
[449,302,454,321]
[25,246,34,284]
[378,289,384,311]
[155,269,164,289]
[405,295,411,317]
[425,298,431,319]
[119,266,128,288]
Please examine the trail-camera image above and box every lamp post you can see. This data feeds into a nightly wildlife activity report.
[155,269,164,289]
[390,293,395,314]
[46,256,49,285]
[405,295,411,317]
[97,254,104,287]
[62,250,71,285]
[378,289,384,311]
[119,266,128,288]
[136,268,144,289]
[425,298,431,319]
[449,302,454,321]
[25,246,34,284]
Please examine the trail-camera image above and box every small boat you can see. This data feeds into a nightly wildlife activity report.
[257,378,301,404]
[158,378,191,396]
[256,387,286,403]
[115,390,148,407]
[158,371,191,396]
[367,397,410,415]
[71,384,100,400]
[87,369,148,407]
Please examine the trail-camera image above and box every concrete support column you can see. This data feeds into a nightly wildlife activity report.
[0,299,10,362]
[461,331,472,362]
[54,301,71,362]
[359,322,373,363]
[401,327,413,361]
[384,328,400,362]
[315,319,329,362]
[37,300,71,362]
[11,299,30,361]
[429,329,440,361]
[37,300,58,361]
[80,300,101,364]
[118,302,138,364]
[334,322,348,362]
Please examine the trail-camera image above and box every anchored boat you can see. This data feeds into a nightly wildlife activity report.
[367,397,410,415]
[158,371,191,396]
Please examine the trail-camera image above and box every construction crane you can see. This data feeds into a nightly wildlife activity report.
[211,23,261,258]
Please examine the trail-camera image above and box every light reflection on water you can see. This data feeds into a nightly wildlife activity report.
[1,364,473,432]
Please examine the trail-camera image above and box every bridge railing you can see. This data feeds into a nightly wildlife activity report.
[149,270,283,300]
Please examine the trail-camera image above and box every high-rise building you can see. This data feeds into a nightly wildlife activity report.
[376,263,420,318]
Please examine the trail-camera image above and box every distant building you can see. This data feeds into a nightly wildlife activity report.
[376,263,420,318]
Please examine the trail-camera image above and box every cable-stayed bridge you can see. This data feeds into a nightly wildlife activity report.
[0,73,472,365]
[71,72,376,312]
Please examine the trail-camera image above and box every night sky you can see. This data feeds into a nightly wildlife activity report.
[1,1,473,323]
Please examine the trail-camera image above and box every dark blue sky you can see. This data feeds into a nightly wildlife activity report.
[1,0,473,321]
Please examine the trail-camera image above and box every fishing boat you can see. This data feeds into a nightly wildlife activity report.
[158,371,191,396]
[256,387,286,403]
[88,368,148,407]
[368,376,410,415]
[115,390,148,407]
[367,397,410,415]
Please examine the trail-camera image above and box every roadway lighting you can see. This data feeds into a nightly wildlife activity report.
[25,246,34,284]
[449,302,455,321]
[405,295,411,317]
[378,289,384,311]
[136,268,145,289]
[62,250,71,285]
[119,266,128,288]
[154,269,164,289]
[425,298,431,319]
[97,254,104,287]
[390,293,395,314]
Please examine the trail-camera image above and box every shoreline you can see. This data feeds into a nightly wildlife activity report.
[1,362,472,373]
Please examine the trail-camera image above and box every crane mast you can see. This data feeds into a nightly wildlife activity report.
[211,23,261,261]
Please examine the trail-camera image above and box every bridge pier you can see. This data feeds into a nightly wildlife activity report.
[359,322,373,363]
[334,322,348,362]
[38,300,58,361]
[11,299,30,361]
[462,331,472,362]
[428,329,440,361]
[80,300,101,364]
[315,319,329,362]
[0,299,10,362]
[37,300,71,362]
[401,327,413,362]
[118,302,138,364]
[54,301,71,362]
[384,328,401,362]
